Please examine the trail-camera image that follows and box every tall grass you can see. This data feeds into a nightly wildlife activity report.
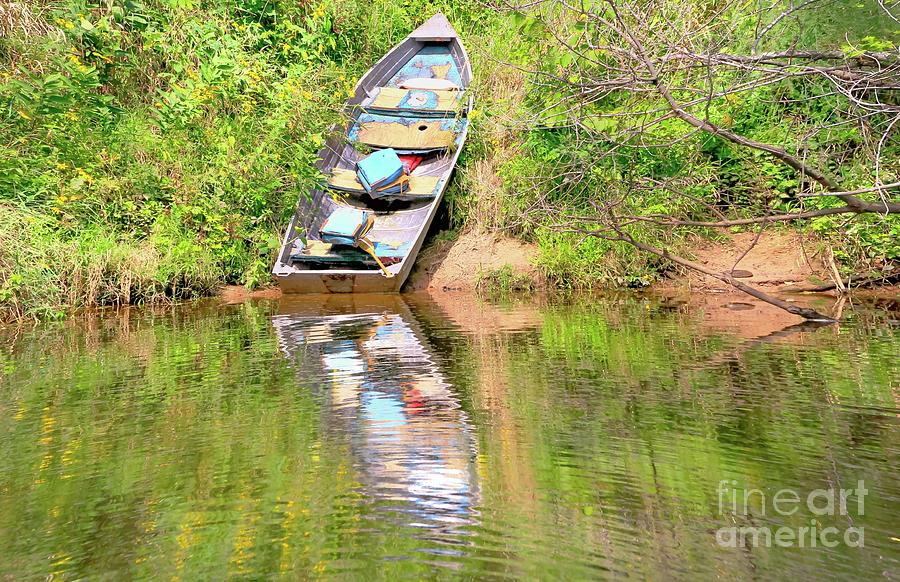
[0,206,218,322]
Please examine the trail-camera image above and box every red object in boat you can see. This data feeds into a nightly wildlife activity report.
[402,386,426,414]
[398,155,423,173]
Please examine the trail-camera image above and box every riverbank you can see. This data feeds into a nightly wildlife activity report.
[2,2,897,324]
[403,228,899,298]
[407,231,540,292]
[220,227,899,320]
[3,224,896,326]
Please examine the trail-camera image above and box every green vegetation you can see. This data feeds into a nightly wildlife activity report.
[0,0,504,321]
[2,0,898,321]
[484,0,900,287]
[475,264,536,294]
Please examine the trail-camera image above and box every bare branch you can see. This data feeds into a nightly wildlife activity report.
[614,225,836,321]
[486,0,898,320]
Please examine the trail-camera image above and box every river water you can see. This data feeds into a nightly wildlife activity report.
[0,292,897,580]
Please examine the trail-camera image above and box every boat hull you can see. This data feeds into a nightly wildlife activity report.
[273,227,427,293]
[272,13,471,294]
[275,272,403,294]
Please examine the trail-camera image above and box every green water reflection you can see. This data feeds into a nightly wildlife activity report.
[0,293,897,579]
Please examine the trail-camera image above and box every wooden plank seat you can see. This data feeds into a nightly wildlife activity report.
[348,113,466,153]
[327,168,442,199]
[362,87,462,114]
[291,240,411,268]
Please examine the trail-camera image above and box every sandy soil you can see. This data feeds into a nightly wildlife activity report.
[665,231,832,291]
[406,231,539,291]
[407,229,837,293]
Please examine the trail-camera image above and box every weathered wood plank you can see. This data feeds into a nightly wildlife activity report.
[355,119,455,150]
[328,169,441,197]
[366,87,462,113]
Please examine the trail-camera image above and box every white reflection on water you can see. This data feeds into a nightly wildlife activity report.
[272,307,478,547]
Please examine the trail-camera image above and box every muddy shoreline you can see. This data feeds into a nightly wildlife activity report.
[222,229,897,309]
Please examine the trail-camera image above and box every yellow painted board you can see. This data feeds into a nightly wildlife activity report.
[355,120,455,150]
[301,240,344,258]
[368,87,462,112]
[328,168,440,196]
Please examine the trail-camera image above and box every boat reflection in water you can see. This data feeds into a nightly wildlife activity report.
[271,295,478,554]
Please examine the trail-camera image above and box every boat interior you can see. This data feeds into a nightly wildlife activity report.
[282,33,471,273]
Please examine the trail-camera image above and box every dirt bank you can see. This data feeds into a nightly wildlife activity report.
[406,231,540,291]
[407,229,842,294]
[220,230,896,303]
[406,229,856,295]
[659,230,832,291]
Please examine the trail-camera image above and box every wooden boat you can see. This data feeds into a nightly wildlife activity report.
[272,13,472,293]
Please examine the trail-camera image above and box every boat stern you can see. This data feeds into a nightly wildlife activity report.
[272,262,406,294]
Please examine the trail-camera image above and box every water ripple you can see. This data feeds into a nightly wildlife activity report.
[0,294,897,579]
